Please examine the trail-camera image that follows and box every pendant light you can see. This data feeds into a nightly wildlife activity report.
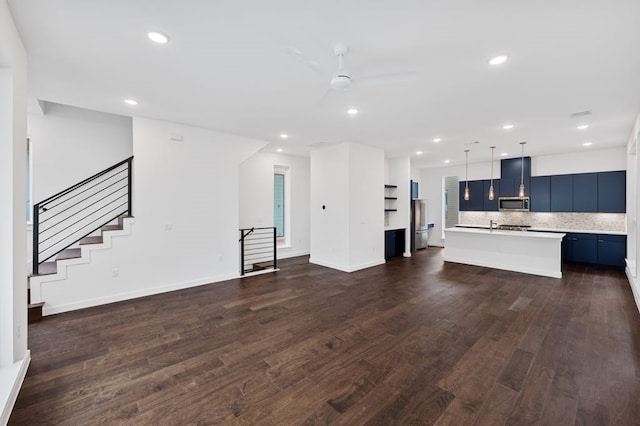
[464,149,470,201]
[518,141,526,198]
[489,146,496,200]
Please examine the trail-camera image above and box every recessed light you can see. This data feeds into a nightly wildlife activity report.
[347,108,358,115]
[489,55,509,65]
[147,31,169,44]
[502,124,514,130]
[276,148,283,152]
[124,99,138,106]
[501,152,508,157]
[433,138,442,143]
[416,151,423,155]
[576,124,589,130]
[280,133,289,139]
[443,159,450,164]
[583,142,593,147]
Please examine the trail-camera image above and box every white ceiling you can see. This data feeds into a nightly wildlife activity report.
[7,0,640,167]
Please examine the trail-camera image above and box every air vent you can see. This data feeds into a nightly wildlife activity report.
[570,110,592,118]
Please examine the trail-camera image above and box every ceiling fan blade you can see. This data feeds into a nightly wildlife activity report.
[354,71,417,86]
[284,46,327,75]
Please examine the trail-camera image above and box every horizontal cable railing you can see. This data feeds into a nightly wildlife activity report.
[32,156,133,275]
[239,227,277,276]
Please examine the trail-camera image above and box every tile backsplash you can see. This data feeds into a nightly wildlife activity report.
[459,211,626,233]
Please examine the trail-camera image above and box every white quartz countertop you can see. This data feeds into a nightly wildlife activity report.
[446,227,565,239]
[455,224,626,236]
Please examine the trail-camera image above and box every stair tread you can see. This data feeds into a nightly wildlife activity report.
[80,236,103,245]
[101,224,123,232]
[57,248,82,261]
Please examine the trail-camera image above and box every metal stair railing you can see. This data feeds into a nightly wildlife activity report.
[239,227,277,275]
[32,156,133,275]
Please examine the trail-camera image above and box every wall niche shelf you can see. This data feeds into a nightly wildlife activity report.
[384,184,398,214]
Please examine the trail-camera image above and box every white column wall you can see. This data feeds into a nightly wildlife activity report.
[310,144,350,270]
[239,151,310,259]
[348,144,385,269]
[310,143,384,272]
[0,0,29,421]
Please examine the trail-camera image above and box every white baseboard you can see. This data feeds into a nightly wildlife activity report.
[42,272,239,316]
[309,257,386,273]
[0,351,31,425]
[277,250,310,260]
[625,267,640,315]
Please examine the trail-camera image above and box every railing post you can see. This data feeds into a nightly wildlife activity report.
[32,204,39,275]
[240,230,245,276]
[273,227,277,270]
[127,157,133,216]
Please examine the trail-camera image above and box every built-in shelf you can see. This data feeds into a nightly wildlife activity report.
[384,184,397,216]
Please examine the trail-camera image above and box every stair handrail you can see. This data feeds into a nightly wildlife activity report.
[32,156,134,275]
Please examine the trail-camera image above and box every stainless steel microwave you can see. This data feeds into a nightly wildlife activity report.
[498,197,530,211]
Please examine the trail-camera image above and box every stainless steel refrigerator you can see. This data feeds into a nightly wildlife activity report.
[411,199,428,251]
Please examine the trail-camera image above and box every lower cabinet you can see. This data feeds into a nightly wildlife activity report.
[385,229,406,259]
[563,233,626,268]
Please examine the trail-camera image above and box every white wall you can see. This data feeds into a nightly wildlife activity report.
[420,147,627,247]
[36,117,266,313]
[310,143,385,272]
[0,0,29,422]
[28,102,133,203]
[239,151,310,259]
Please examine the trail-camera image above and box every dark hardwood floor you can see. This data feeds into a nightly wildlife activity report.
[10,248,640,425]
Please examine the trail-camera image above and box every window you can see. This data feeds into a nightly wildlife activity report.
[274,173,285,238]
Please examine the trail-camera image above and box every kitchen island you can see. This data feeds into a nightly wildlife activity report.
[444,227,566,278]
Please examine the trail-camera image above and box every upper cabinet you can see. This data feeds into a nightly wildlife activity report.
[499,157,531,197]
[598,171,626,213]
[544,171,625,213]
[459,180,484,211]
[530,176,550,212]
[572,173,598,212]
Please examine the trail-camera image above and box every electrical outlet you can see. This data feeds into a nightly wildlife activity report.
[165,224,173,231]
[112,268,119,278]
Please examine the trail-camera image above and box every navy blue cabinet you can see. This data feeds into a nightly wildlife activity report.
[459,180,484,211]
[550,175,573,212]
[563,232,626,268]
[573,173,598,212]
[483,179,500,211]
[530,176,550,212]
[598,171,626,213]
[597,234,626,268]
[563,233,597,264]
[500,157,530,197]
[385,229,406,259]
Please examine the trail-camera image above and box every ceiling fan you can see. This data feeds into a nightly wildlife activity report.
[285,42,415,91]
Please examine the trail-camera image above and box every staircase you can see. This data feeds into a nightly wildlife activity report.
[28,157,134,319]
[239,227,278,276]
